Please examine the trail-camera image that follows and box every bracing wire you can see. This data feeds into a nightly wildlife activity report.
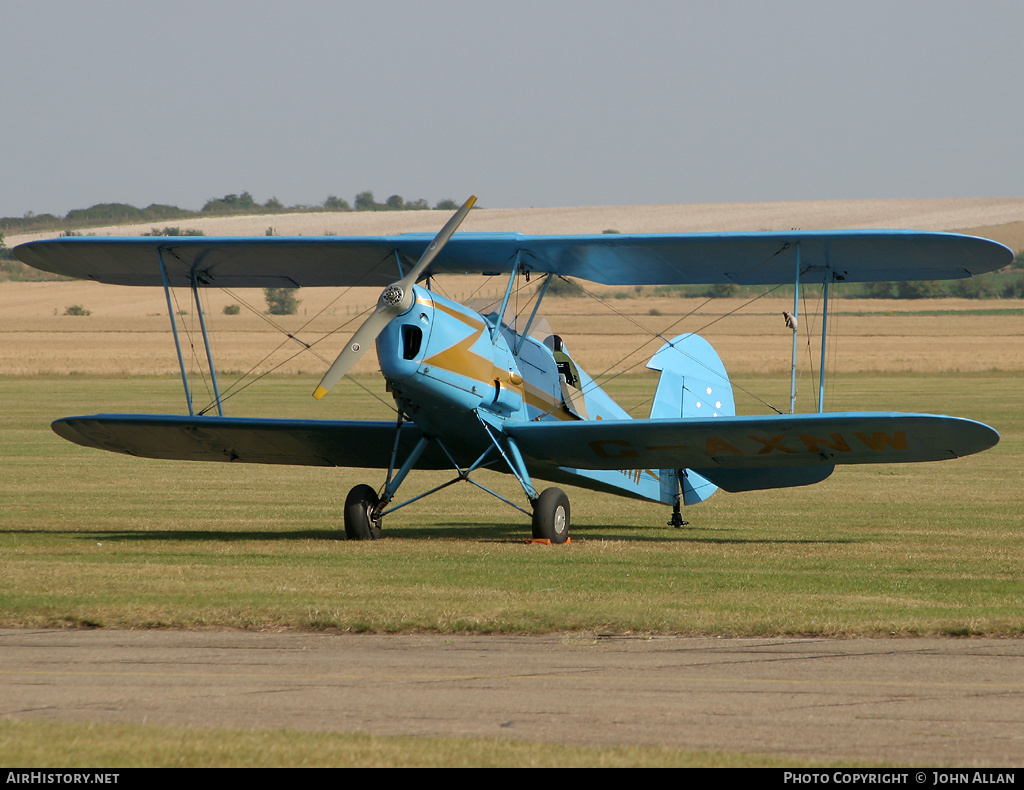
[166,285,213,405]
[550,275,791,416]
[191,253,402,416]
[800,281,820,411]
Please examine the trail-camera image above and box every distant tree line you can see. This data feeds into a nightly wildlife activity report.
[644,265,1024,300]
[141,226,205,237]
[0,191,463,236]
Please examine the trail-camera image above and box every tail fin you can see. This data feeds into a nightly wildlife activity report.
[647,334,735,505]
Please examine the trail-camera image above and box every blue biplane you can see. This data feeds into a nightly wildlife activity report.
[15,198,1009,543]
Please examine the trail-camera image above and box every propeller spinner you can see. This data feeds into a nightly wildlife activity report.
[313,195,477,399]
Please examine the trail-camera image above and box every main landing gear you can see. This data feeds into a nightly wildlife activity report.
[342,481,572,543]
[343,484,382,540]
[531,487,570,544]
[340,412,573,543]
[339,411,573,541]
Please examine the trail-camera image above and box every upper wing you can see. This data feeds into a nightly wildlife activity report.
[491,231,1011,285]
[15,230,1011,287]
[506,412,999,471]
[52,414,452,469]
[15,237,407,288]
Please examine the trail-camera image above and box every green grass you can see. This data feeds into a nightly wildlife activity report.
[2,373,1021,636]
[0,719,845,768]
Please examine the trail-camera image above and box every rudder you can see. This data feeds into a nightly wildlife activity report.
[647,334,735,505]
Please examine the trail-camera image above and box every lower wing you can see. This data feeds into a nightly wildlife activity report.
[51,411,998,497]
[51,414,452,469]
[506,412,999,471]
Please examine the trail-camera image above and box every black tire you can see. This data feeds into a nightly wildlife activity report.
[532,487,570,544]
[344,484,382,540]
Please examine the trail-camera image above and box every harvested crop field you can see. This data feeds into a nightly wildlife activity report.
[1,284,1023,382]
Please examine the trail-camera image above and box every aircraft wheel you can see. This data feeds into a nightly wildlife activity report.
[344,484,382,540]
[532,487,570,544]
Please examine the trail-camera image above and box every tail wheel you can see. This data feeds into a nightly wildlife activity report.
[532,487,570,544]
[344,484,382,540]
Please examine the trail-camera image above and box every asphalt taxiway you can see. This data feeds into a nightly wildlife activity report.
[2,630,1022,765]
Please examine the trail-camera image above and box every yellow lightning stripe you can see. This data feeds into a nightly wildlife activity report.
[422,300,524,391]
[418,299,584,421]
[423,323,491,382]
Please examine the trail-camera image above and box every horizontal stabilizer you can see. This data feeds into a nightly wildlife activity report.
[506,412,998,471]
[51,414,452,469]
[16,230,1011,287]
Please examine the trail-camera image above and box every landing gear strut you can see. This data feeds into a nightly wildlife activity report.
[340,412,574,544]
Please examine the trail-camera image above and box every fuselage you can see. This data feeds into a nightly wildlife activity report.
[375,286,669,502]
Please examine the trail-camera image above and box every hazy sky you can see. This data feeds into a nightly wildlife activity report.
[4,0,1022,218]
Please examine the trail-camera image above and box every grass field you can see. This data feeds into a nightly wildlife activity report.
[0,718,844,768]
[3,369,1021,637]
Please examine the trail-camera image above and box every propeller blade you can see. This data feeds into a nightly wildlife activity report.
[312,195,477,400]
[398,195,476,289]
[313,307,395,399]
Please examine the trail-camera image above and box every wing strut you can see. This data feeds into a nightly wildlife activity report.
[191,271,224,416]
[158,248,194,416]
[157,247,225,417]
[514,273,554,355]
[789,244,800,414]
[787,243,837,414]
[492,251,525,342]
[818,269,831,414]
